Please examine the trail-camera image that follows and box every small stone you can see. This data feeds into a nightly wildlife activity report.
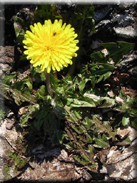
[6,120,15,130]
[117,127,129,139]
[101,48,108,57]
[107,90,115,97]
[100,166,108,174]
[18,107,27,115]
[115,96,124,104]
[58,149,68,160]
[113,26,137,39]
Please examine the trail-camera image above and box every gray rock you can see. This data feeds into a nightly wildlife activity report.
[94,5,112,22]
[107,154,137,180]
[118,3,135,10]
[118,51,137,72]
[106,128,137,181]
[112,13,135,27]
[93,4,137,41]
[95,19,111,32]
[0,121,7,182]
[112,13,137,38]
[0,46,15,78]
[129,66,137,76]
[111,6,137,39]
[113,26,137,39]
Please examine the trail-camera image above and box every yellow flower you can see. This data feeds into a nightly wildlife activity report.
[23,19,79,73]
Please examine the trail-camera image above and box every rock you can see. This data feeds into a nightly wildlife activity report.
[0,4,4,46]
[0,18,4,46]
[16,6,35,25]
[0,46,15,77]
[0,46,14,63]
[115,96,124,104]
[129,66,137,76]
[94,5,112,22]
[111,6,137,39]
[117,126,137,141]
[18,158,79,181]
[6,118,15,130]
[118,51,137,72]
[112,13,135,27]
[91,3,137,46]
[118,3,135,10]
[117,51,137,89]
[106,129,137,181]
[113,26,137,39]
[0,115,25,181]
[94,20,111,36]
[0,64,11,74]
[0,120,10,181]
[107,154,137,180]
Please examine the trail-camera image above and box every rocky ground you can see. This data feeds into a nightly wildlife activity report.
[0,3,137,182]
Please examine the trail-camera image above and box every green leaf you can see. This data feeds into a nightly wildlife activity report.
[73,110,82,120]
[54,131,65,145]
[34,107,49,130]
[102,134,108,142]
[20,104,40,126]
[13,78,32,91]
[71,125,85,134]
[23,90,31,97]
[89,63,114,76]
[131,118,137,130]
[24,79,33,90]
[92,115,115,137]
[94,138,109,148]
[88,145,95,154]
[11,89,36,105]
[70,98,96,108]
[36,85,46,100]
[34,5,62,23]
[90,51,104,62]
[0,110,6,121]
[100,42,134,64]
[84,93,100,102]
[40,72,46,81]
[13,17,25,38]
[83,117,92,130]
[74,155,90,166]
[66,98,73,106]
[79,80,86,92]
[98,97,115,108]
[84,93,115,108]
[34,118,44,131]
[122,116,130,126]
[97,71,112,83]
[3,74,16,85]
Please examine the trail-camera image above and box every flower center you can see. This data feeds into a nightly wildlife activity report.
[44,46,54,52]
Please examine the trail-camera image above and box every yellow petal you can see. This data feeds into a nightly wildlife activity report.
[23,19,79,73]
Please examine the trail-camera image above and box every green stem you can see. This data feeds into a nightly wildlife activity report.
[45,71,53,97]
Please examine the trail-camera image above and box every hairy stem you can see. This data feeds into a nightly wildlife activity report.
[45,71,53,97]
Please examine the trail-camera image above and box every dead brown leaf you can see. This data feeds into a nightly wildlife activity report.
[122,87,137,98]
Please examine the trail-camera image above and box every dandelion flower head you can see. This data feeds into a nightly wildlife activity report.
[23,19,79,73]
